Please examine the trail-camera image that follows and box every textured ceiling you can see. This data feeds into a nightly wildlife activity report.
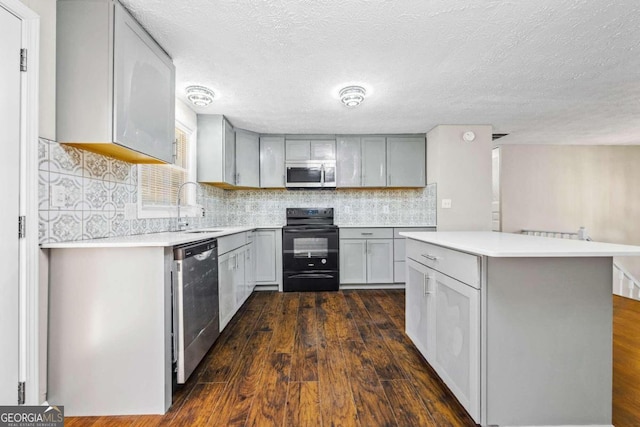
[120,0,640,144]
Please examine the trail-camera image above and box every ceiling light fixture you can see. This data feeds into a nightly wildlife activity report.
[185,85,215,107]
[339,85,367,108]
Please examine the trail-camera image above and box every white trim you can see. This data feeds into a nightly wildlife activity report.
[1,0,41,405]
[137,118,201,220]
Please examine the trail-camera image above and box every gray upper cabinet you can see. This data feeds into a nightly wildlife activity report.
[260,136,285,188]
[286,140,336,161]
[235,130,260,188]
[336,136,386,188]
[197,115,236,186]
[386,137,426,187]
[57,0,175,164]
[336,137,361,187]
[361,137,386,187]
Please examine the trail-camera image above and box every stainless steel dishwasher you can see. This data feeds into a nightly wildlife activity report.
[173,239,219,383]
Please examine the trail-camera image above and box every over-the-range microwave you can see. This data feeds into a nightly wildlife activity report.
[285,160,336,189]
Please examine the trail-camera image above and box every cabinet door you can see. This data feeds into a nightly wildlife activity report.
[310,140,336,160]
[366,239,394,283]
[113,3,175,163]
[255,230,277,283]
[218,253,235,331]
[223,119,236,185]
[432,271,480,421]
[361,137,386,187]
[245,240,256,297]
[233,249,246,309]
[260,136,285,188]
[235,130,260,187]
[285,140,310,161]
[336,137,361,187]
[386,137,425,187]
[405,259,434,358]
[339,239,367,284]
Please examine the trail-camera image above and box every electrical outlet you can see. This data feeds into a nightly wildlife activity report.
[382,205,390,214]
[344,205,351,213]
[50,185,66,208]
[201,207,205,217]
[442,199,452,209]
[124,203,137,220]
[245,204,251,213]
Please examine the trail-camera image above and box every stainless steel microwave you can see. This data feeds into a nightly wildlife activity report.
[285,161,336,189]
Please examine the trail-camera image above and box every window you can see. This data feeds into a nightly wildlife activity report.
[138,124,196,218]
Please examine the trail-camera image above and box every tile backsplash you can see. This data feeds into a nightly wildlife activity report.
[38,138,436,244]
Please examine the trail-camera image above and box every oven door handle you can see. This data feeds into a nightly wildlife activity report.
[287,273,335,279]
[285,228,336,233]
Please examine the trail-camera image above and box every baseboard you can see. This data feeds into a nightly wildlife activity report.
[339,283,405,290]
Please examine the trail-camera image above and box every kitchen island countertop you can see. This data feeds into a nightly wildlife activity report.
[399,231,640,257]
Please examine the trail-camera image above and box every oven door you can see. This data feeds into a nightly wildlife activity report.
[282,226,339,272]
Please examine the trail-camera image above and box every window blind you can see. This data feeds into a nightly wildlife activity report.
[140,128,188,207]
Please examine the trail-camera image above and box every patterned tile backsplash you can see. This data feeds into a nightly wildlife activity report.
[38,138,436,244]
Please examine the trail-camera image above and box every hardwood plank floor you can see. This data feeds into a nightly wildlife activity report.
[64,290,475,426]
[613,295,640,427]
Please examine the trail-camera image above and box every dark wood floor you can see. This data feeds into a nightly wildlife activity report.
[66,290,475,426]
[613,294,640,427]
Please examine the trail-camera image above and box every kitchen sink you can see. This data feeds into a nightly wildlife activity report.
[184,228,223,233]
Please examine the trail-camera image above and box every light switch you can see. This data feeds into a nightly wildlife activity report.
[50,185,66,208]
[382,205,390,214]
[442,199,452,209]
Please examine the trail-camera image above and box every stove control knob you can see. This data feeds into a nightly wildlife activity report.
[321,259,327,264]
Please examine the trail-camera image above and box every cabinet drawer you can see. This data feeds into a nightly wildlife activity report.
[340,228,393,239]
[218,232,248,255]
[393,227,435,239]
[406,239,480,288]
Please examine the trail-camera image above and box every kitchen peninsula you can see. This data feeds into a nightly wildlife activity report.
[401,231,640,426]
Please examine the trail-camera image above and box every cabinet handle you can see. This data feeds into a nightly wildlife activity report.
[421,254,440,261]
[361,232,373,236]
[282,174,285,186]
[425,275,436,295]
[388,175,391,185]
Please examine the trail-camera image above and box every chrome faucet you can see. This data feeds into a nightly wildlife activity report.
[176,181,198,231]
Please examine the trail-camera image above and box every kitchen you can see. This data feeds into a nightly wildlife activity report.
[3,0,640,426]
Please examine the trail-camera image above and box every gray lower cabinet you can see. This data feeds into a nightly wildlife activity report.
[340,228,394,284]
[254,229,283,289]
[57,0,175,164]
[235,130,260,187]
[218,232,253,330]
[393,227,435,282]
[259,136,285,188]
[197,115,236,186]
[386,137,426,187]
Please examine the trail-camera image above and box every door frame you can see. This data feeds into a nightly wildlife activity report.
[1,0,40,405]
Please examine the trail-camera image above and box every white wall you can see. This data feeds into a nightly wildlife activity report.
[427,124,493,231]
[500,144,640,278]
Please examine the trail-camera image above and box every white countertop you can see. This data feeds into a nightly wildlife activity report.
[399,231,640,257]
[337,224,436,228]
[40,226,282,249]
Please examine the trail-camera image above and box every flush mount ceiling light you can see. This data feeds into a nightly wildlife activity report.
[339,85,367,108]
[185,85,215,107]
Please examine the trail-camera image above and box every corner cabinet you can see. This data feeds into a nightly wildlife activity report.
[387,137,426,187]
[57,0,175,164]
[259,136,286,188]
[235,130,260,188]
[197,115,237,187]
